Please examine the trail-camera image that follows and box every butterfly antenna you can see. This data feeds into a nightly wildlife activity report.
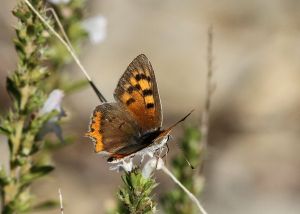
[45,8,74,53]
[24,0,107,103]
[163,110,195,169]
[165,109,194,133]
[174,141,195,169]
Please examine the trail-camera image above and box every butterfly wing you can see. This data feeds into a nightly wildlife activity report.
[86,103,141,158]
[114,54,162,133]
[87,55,164,161]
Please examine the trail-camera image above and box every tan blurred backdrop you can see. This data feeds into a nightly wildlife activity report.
[1,0,300,213]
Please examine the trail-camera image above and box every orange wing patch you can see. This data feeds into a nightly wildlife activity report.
[114,54,162,132]
[119,72,157,131]
[86,111,103,153]
[129,76,138,86]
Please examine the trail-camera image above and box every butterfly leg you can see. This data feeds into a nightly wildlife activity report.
[161,135,172,164]
[154,154,160,169]
[139,153,146,167]
[161,143,169,159]
[153,146,164,169]
[159,143,169,167]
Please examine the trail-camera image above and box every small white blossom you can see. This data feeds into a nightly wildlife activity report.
[109,159,133,173]
[38,89,65,142]
[39,89,64,119]
[47,0,70,4]
[82,15,107,44]
[146,151,154,158]
[142,157,164,178]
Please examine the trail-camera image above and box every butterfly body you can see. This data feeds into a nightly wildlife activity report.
[86,54,191,162]
[107,129,169,162]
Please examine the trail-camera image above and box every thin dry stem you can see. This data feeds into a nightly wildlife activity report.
[201,26,215,153]
[58,188,64,214]
[161,165,208,214]
[45,8,74,52]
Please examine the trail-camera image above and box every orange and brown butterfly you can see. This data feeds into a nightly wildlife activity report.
[86,54,192,162]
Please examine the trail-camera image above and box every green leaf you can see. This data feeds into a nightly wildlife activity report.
[118,169,157,213]
[20,165,54,186]
[32,200,59,211]
[0,125,10,135]
[0,168,10,186]
[6,76,21,105]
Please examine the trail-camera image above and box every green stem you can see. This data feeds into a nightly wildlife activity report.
[11,120,24,161]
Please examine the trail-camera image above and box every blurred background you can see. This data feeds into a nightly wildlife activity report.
[1,0,300,213]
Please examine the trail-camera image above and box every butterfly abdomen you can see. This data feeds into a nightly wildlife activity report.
[106,129,163,162]
[139,129,163,145]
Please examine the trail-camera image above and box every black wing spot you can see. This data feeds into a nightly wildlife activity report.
[135,74,141,81]
[140,73,147,80]
[127,86,135,94]
[134,84,142,90]
[146,103,155,109]
[126,98,135,106]
[135,73,149,81]
[142,89,153,96]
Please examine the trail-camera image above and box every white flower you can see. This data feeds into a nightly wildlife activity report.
[109,159,133,173]
[142,157,164,178]
[82,15,107,44]
[47,0,70,4]
[39,89,65,119]
[38,89,65,142]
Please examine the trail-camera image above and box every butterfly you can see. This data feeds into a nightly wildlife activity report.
[86,54,192,162]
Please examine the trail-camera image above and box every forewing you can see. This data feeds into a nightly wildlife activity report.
[114,54,162,133]
[86,103,140,154]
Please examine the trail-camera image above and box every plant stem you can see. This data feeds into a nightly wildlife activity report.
[161,165,208,214]
[201,25,214,154]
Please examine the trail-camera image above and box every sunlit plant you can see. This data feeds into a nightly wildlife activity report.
[0,0,90,212]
